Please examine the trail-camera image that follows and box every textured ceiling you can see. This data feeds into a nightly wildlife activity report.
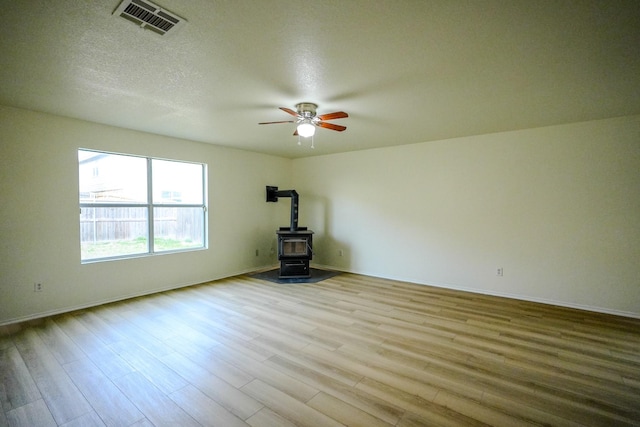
[1,0,639,158]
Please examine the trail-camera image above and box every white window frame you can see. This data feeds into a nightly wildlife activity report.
[79,149,207,263]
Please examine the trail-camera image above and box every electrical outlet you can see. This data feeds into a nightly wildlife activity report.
[34,283,43,292]
[497,268,503,277]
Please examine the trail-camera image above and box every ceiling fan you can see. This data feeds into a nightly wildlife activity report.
[259,102,348,147]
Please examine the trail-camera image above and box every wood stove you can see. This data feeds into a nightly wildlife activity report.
[267,186,313,278]
[277,229,313,278]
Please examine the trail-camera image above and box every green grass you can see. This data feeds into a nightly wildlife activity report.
[81,237,201,260]
[154,237,198,251]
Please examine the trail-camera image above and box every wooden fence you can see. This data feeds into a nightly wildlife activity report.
[80,207,203,243]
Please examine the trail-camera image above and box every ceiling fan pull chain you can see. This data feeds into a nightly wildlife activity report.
[311,135,315,149]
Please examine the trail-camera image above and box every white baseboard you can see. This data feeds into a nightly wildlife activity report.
[423,279,640,319]
[4,263,636,329]
[311,264,640,319]
[0,265,268,328]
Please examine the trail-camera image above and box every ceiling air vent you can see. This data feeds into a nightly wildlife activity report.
[113,0,186,35]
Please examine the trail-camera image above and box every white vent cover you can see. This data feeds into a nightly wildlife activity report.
[113,0,186,35]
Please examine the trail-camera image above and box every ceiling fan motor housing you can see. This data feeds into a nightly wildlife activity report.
[296,102,317,118]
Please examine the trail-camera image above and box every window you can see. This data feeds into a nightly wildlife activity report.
[79,149,207,262]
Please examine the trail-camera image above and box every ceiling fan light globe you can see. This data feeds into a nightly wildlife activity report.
[297,122,315,137]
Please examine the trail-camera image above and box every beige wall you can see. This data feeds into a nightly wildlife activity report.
[0,106,292,324]
[293,115,640,317]
[2,106,638,323]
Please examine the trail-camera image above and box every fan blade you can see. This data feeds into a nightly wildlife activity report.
[318,122,346,132]
[293,129,298,136]
[258,120,295,125]
[318,111,348,121]
[279,107,299,117]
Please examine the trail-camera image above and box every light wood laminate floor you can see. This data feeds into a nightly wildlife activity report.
[1,272,639,426]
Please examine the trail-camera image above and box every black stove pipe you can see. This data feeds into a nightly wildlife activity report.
[266,186,299,231]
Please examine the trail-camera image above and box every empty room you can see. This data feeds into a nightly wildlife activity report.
[1,1,639,426]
